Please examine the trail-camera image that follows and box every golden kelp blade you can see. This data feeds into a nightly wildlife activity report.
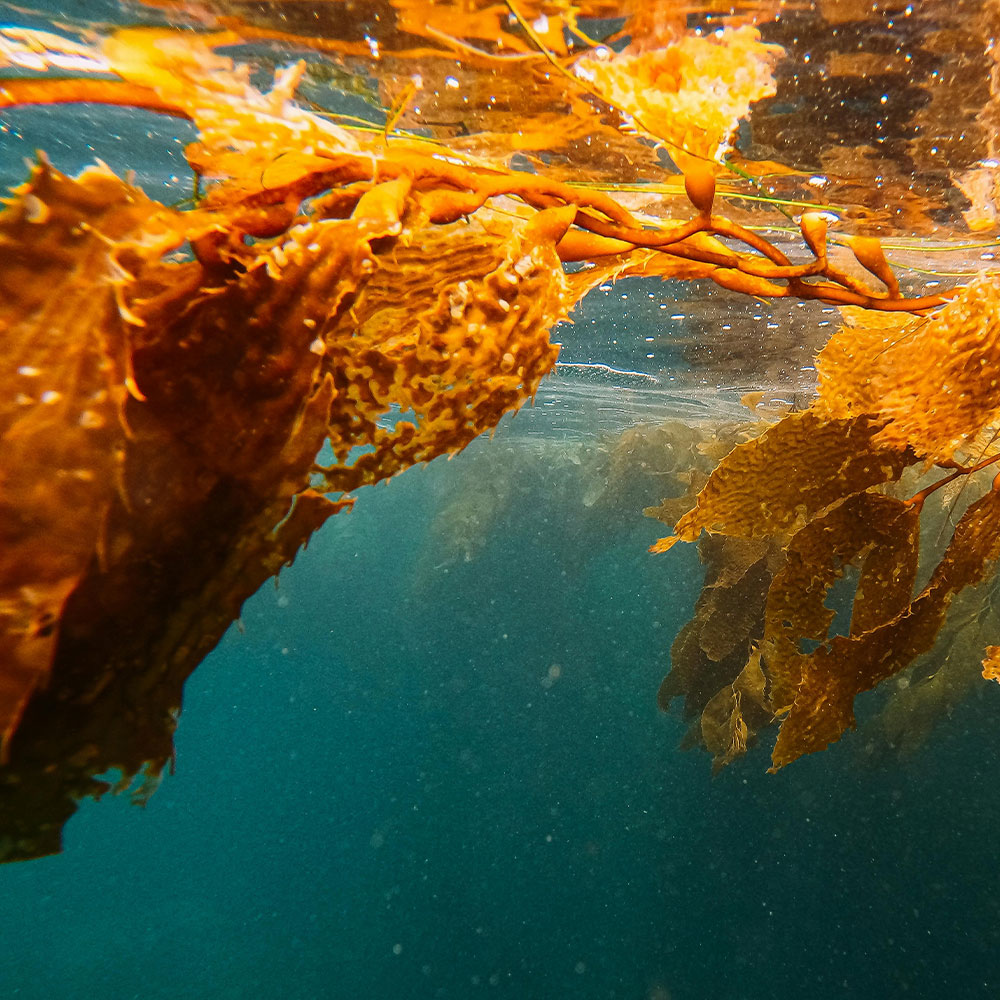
[816,275,1000,462]
[573,23,781,171]
[660,536,776,715]
[311,203,570,493]
[771,489,1000,769]
[0,162,171,758]
[651,411,914,549]
[700,651,770,774]
[761,492,920,717]
[658,533,781,768]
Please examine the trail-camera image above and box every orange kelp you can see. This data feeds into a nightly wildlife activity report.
[650,281,1000,772]
[0,153,577,858]
[0,8,983,857]
[131,0,1000,229]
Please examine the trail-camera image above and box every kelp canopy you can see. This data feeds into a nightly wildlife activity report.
[0,0,998,859]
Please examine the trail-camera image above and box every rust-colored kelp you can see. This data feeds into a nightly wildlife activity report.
[650,279,1000,771]
[0,5,991,855]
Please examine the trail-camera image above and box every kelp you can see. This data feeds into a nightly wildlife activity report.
[0,4,996,855]
[660,535,779,762]
[865,583,1000,760]
[650,412,915,551]
[135,0,997,231]
[651,277,1000,771]
[0,149,586,856]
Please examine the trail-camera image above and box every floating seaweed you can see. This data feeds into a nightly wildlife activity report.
[0,5,995,857]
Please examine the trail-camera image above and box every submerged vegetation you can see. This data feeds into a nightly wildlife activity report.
[1,0,999,858]
[649,285,1000,771]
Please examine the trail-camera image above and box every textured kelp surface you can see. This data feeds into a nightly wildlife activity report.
[1,2,999,856]
[649,277,1000,771]
[0,151,573,858]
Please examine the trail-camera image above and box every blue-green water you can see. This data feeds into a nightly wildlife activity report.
[1,428,998,999]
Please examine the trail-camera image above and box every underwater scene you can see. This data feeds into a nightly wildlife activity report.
[2,0,1000,997]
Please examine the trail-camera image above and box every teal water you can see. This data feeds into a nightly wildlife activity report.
[1,427,999,999]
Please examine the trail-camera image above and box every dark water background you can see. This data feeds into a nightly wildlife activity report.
[1,430,999,1000]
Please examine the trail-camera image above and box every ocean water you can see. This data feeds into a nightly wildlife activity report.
[2,416,999,999]
[4,7,1000,1000]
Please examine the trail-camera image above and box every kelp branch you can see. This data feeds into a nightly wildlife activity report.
[1,27,948,314]
[905,452,1000,512]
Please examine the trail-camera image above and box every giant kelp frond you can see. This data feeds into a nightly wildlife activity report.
[0,25,951,313]
[0,137,585,853]
[650,276,1000,771]
[573,22,782,173]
